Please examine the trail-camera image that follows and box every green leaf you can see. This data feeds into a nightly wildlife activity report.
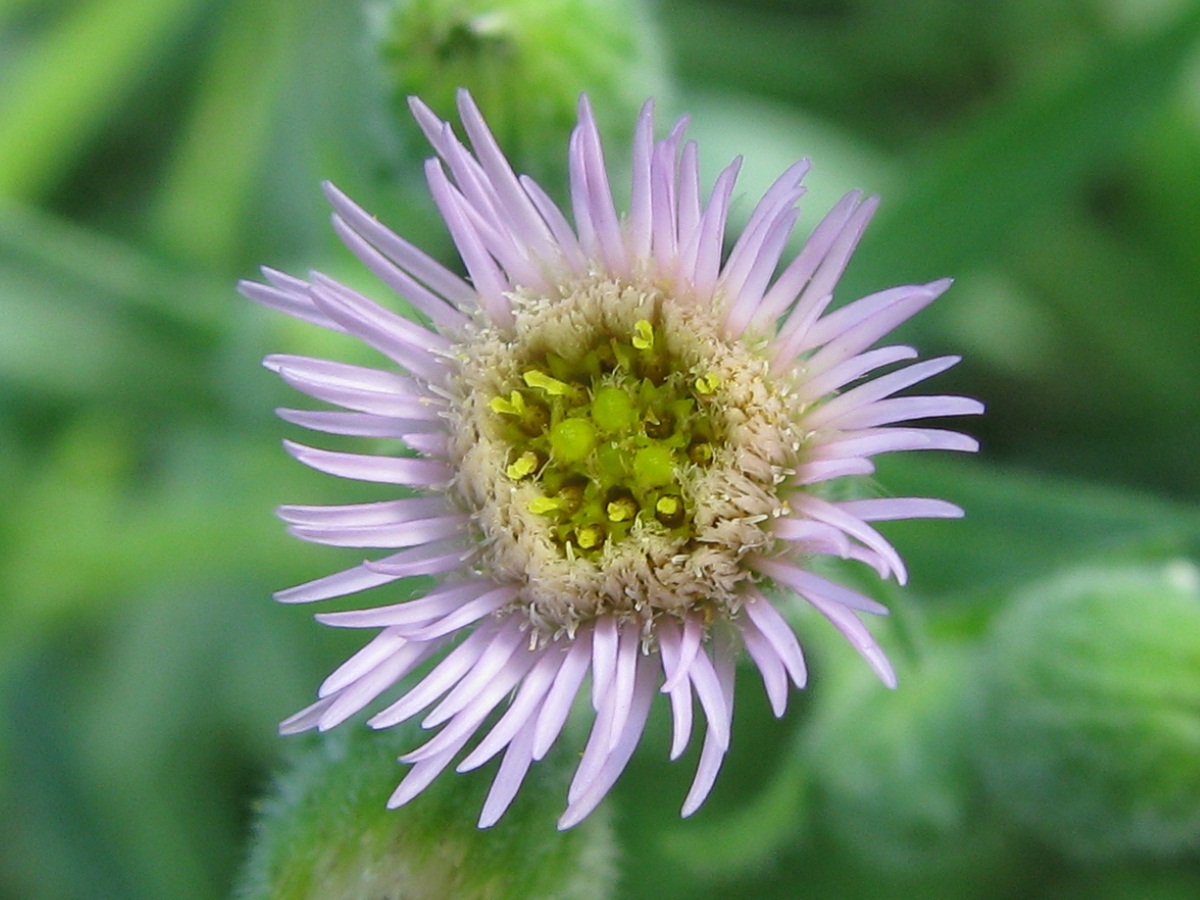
[0,0,209,202]
[872,455,1200,604]
[846,5,1200,292]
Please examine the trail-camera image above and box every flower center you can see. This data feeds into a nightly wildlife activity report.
[449,277,801,636]
[488,316,724,558]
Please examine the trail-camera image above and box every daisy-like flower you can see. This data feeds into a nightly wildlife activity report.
[240,90,982,830]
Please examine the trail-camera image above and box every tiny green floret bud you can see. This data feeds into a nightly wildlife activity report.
[550,418,597,464]
[633,444,675,489]
[591,385,637,433]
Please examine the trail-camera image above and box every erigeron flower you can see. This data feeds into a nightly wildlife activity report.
[240,90,982,830]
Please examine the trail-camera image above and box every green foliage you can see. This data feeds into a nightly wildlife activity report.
[3,0,1200,897]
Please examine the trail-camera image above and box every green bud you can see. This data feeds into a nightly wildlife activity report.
[632,444,674,489]
[976,560,1200,859]
[236,727,616,899]
[550,417,597,464]
[591,385,636,434]
[373,0,669,186]
[805,641,1013,884]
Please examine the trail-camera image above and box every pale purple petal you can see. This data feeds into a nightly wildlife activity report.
[519,175,588,273]
[315,580,495,628]
[795,345,919,404]
[655,618,694,760]
[833,395,985,430]
[603,619,642,753]
[317,641,438,731]
[387,744,467,809]
[788,284,944,378]
[836,497,964,522]
[802,355,964,429]
[747,190,863,333]
[402,647,535,760]
[590,615,619,709]
[804,590,897,688]
[680,158,741,300]
[532,630,593,760]
[323,181,476,311]
[399,584,517,642]
[419,620,528,729]
[279,696,337,735]
[788,494,907,585]
[424,159,514,326]
[457,646,565,772]
[283,440,451,486]
[753,555,892,613]
[686,645,732,752]
[661,612,702,693]
[741,590,807,689]
[739,613,789,716]
[276,408,444,438]
[307,276,453,384]
[239,272,344,333]
[557,656,658,830]
[277,496,450,528]
[361,539,477,579]
[478,721,537,828]
[318,627,407,696]
[676,140,702,254]
[682,630,736,816]
[368,620,501,729]
[569,95,626,274]
[287,513,468,549]
[793,456,877,486]
[328,212,470,330]
[625,100,656,261]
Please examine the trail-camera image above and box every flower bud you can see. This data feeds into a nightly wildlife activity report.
[238,726,616,898]
[976,560,1200,859]
[805,640,1012,884]
[372,0,669,185]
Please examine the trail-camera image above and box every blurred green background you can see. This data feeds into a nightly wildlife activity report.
[3,0,1200,897]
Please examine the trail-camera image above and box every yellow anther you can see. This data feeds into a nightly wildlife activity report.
[523,369,572,396]
[694,371,722,395]
[528,495,561,515]
[489,390,527,416]
[655,496,680,517]
[632,319,655,350]
[576,524,604,550]
[606,496,638,522]
[506,451,539,480]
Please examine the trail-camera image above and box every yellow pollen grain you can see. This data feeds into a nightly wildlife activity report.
[523,369,572,396]
[576,525,604,550]
[655,496,680,517]
[606,497,638,522]
[505,450,539,480]
[632,319,655,350]
[489,390,526,416]
[528,495,561,515]
[694,371,722,395]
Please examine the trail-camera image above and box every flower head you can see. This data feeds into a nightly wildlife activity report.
[240,90,982,829]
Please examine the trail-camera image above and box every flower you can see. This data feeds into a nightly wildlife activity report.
[240,89,983,830]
